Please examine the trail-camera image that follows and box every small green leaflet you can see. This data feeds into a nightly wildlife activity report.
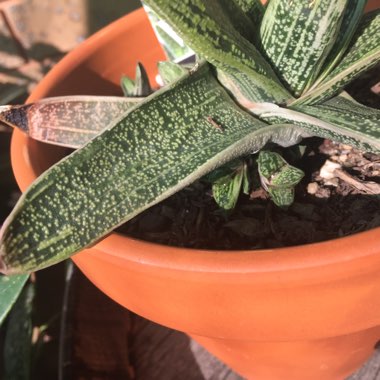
[212,161,248,210]
[157,61,188,85]
[121,62,153,97]
[293,9,380,105]
[257,150,304,207]
[260,0,347,97]
[0,274,28,326]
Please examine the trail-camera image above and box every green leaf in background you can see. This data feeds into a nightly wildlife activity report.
[121,63,152,97]
[310,0,367,87]
[212,161,246,210]
[120,75,136,97]
[3,282,34,380]
[134,62,153,96]
[0,274,28,326]
[144,0,291,104]
[157,61,188,85]
[293,9,380,105]
[260,0,347,97]
[0,96,141,148]
[0,62,305,274]
[257,150,304,207]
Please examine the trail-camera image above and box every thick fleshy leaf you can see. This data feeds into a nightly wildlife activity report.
[0,274,28,325]
[233,0,265,26]
[257,150,304,207]
[268,187,295,208]
[0,96,141,148]
[121,63,152,97]
[293,10,380,105]
[157,61,188,85]
[214,0,257,43]
[144,0,291,103]
[260,0,347,96]
[0,63,305,274]
[212,162,246,210]
[311,1,367,87]
[134,62,153,96]
[3,282,34,380]
[250,95,380,153]
[120,76,135,97]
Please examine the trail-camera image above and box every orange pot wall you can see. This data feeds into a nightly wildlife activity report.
[10,7,380,380]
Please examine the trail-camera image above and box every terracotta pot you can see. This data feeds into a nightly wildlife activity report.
[10,7,380,380]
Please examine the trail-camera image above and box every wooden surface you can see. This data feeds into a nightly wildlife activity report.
[66,268,380,380]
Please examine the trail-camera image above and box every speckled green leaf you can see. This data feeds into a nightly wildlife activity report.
[0,96,141,148]
[268,187,295,207]
[271,163,304,188]
[0,274,28,326]
[257,150,303,207]
[294,10,380,105]
[260,0,347,96]
[3,282,34,380]
[212,162,245,210]
[311,1,367,87]
[0,63,305,274]
[251,95,380,153]
[144,0,291,103]
[157,61,188,85]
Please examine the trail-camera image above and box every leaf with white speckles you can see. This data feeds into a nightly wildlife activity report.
[0,63,305,274]
[212,161,246,210]
[260,0,347,96]
[257,150,304,207]
[0,96,141,148]
[294,10,380,105]
[310,1,367,88]
[157,61,188,85]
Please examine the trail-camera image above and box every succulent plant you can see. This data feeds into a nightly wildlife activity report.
[0,0,379,274]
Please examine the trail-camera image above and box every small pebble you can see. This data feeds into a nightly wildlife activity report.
[339,154,348,162]
[319,160,341,180]
[307,182,319,195]
[324,178,339,187]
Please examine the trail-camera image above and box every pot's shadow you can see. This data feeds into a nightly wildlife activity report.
[61,266,380,380]
[62,266,242,380]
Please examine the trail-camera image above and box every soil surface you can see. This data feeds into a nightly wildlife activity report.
[119,65,380,250]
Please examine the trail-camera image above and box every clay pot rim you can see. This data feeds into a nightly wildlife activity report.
[11,7,380,275]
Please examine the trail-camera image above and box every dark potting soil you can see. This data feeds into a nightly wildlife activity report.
[118,65,380,250]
